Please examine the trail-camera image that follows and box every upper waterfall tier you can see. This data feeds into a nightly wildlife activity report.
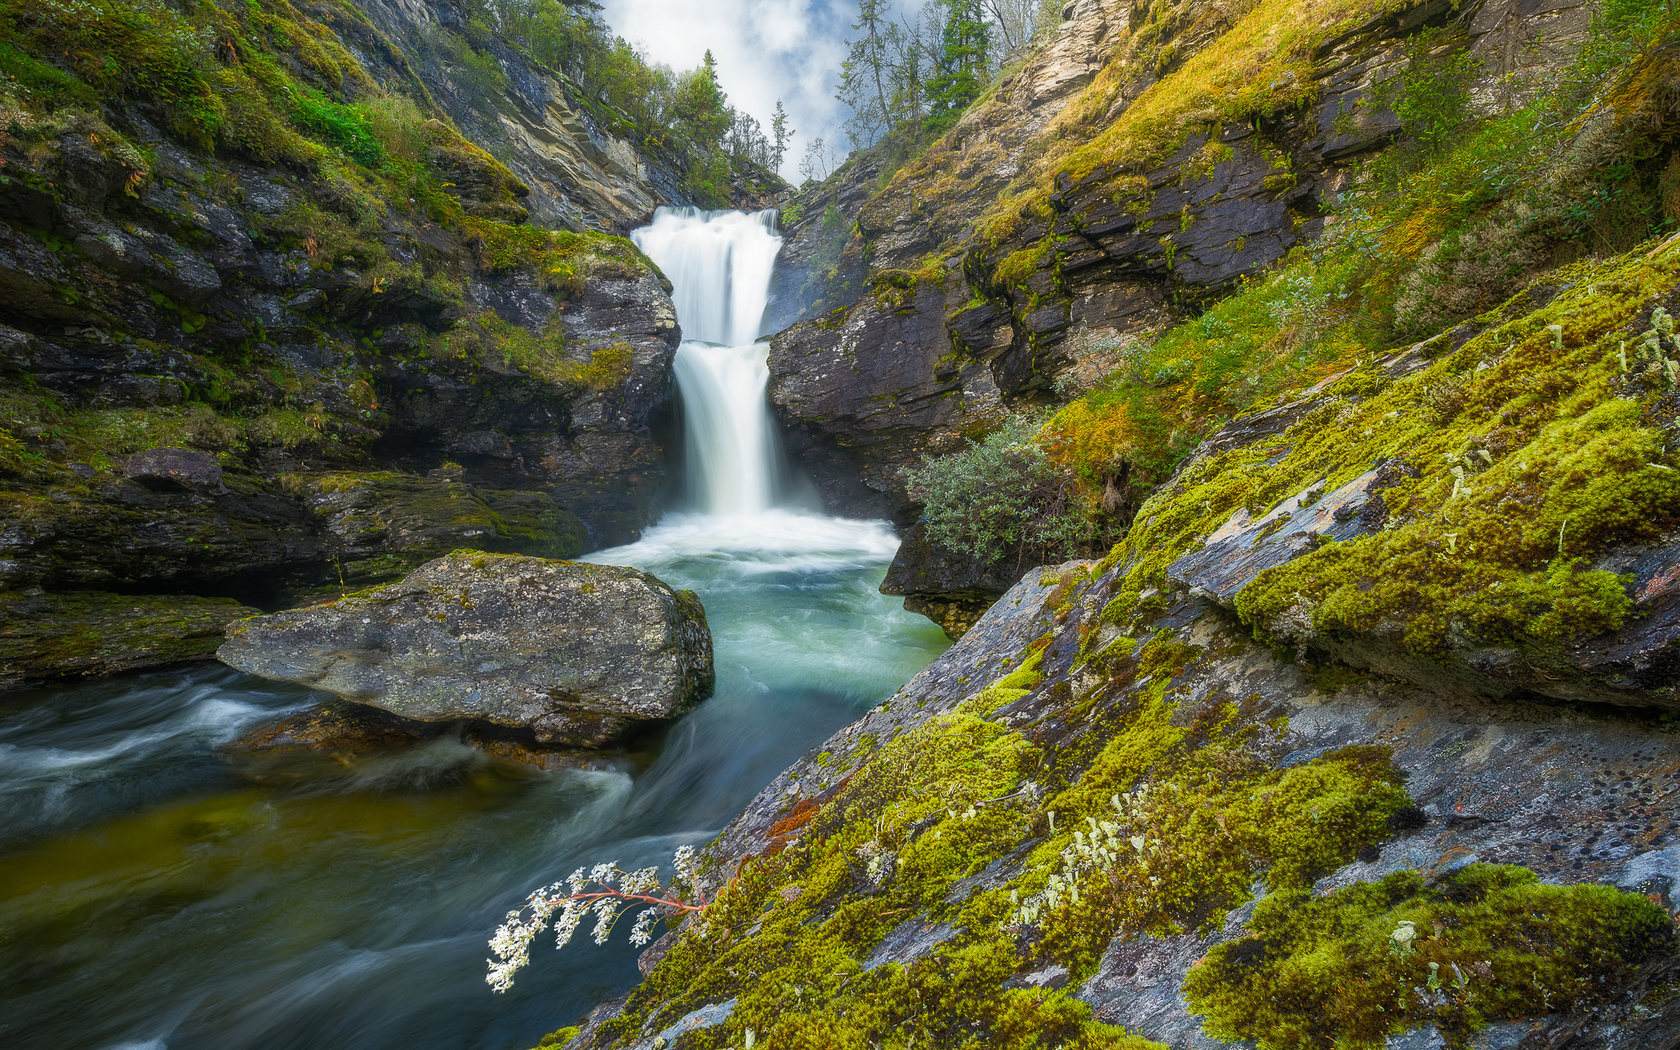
[632,207,782,346]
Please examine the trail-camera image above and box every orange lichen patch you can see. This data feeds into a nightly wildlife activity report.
[763,798,821,855]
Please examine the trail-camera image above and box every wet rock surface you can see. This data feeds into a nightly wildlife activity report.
[0,589,260,687]
[218,551,714,748]
[223,697,626,773]
[768,278,1005,520]
[879,521,1028,637]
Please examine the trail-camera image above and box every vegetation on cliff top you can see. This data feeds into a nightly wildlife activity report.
[556,7,1680,1048]
[459,0,787,204]
[0,0,671,483]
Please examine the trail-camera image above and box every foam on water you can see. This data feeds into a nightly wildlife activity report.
[0,208,949,1050]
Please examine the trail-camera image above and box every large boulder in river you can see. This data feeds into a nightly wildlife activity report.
[217,551,713,747]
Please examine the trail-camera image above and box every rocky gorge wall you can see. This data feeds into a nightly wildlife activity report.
[760,0,1599,527]
[0,0,782,686]
[558,234,1680,1050]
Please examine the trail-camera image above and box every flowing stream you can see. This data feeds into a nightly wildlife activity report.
[0,208,948,1050]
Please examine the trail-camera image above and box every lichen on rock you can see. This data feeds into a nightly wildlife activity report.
[218,550,714,748]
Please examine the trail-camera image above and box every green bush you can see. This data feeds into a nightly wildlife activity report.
[900,414,1096,563]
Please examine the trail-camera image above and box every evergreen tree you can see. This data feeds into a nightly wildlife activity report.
[837,0,900,148]
[674,48,729,148]
[924,0,989,135]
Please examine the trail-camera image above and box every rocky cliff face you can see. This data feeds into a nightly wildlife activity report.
[0,0,717,684]
[560,239,1680,1050]
[353,0,676,233]
[0,122,679,591]
[762,0,1597,522]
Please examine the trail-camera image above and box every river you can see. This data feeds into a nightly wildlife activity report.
[0,208,948,1050]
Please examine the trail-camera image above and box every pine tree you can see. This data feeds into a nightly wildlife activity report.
[924,0,989,135]
[836,0,899,148]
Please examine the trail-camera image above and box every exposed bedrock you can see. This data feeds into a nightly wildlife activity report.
[0,589,262,688]
[767,275,1008,522]
[572,558,1680,1049]
[761,0,1595,533]
[217,551,714,749]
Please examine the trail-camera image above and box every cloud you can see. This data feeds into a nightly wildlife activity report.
[600,0,857,182]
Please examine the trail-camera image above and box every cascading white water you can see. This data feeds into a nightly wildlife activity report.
[632,207,783,515]
[0,207,948,1050]
[632,207,780,346]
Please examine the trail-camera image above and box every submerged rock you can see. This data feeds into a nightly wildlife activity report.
[217,551,713,747]
[0,589,260,687]
[224,698,626,774]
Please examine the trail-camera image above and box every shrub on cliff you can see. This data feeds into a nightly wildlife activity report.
[900,414,1096,563]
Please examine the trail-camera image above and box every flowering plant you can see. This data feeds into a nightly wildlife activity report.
[487,845,707,993]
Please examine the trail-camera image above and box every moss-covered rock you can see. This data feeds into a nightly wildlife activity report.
[1184,865,1677,1049]
[283,471,587,583]
[219,550,714,748]
[0,589,259,686]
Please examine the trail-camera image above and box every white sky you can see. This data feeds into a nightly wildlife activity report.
[599,0,858,183]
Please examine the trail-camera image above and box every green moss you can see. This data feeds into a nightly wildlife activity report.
[968,648,1044,715]
[993,243,1052,290]
[0,590,259,681]
[1231,251,1680,657]
[441,309,636,392]
[454,218,652,291]
[531,1025,580,1049]
[1184,865,1678,1049]
[599,711,1167,1050]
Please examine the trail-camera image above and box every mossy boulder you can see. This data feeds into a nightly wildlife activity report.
[218,551,714,748]
[0,589,259,686]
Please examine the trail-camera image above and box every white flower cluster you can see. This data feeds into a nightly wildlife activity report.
[1009,794,1148,929]
[486,846,703,993]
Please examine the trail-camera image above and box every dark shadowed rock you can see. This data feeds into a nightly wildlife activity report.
[282,471,587,583]
[880,521,1030,638]
[217,551,713,747]
[225,698,426,756]
[768,278,1005,521]
[0,588,259,686]
[223,697,625,773]
[123,448,227,495]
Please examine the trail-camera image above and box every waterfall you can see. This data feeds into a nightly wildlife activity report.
[632,207,784,516]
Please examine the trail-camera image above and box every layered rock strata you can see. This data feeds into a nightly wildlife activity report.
[762,0,1596,523]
